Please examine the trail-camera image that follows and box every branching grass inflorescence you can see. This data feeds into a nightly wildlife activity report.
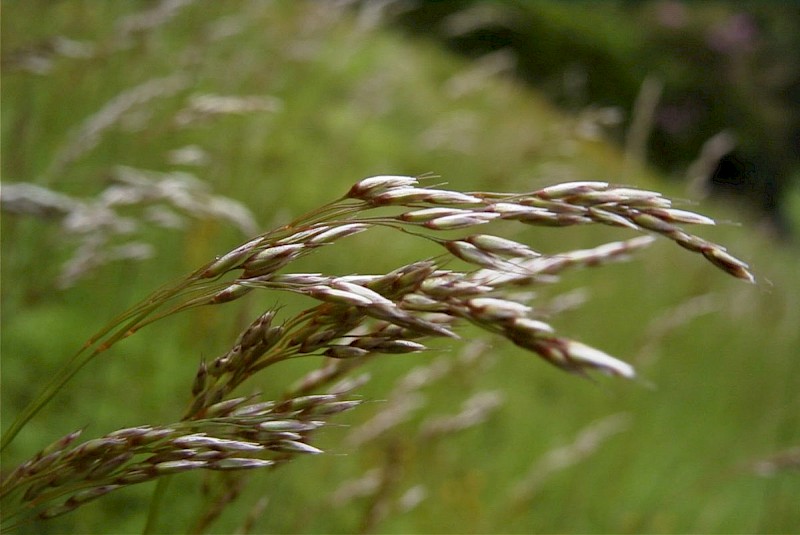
[0,175,754,529]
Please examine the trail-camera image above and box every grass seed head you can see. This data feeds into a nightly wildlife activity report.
[702,247,756,283]
[302,286,373,307]
[204,396,255,418]
[631,212,680,234]
[330,280,394,306]
[271,440,324,455]
[242,244,305,275]
[466,234,540,257]
[4,175,759,529]
[324,346,371,359]
[562,340,636,378]
[489,202,551,218]
[209,283,253,304]
[172,435,264,452]
[372,339,427,354]
[534,181,609,199]
[424,212,500,230]
[308,223,370,244]
[426,190,483,204]
[209,458,275,471]
[467,297,532,321]
[258,420,323,432]
[87,453,134,480]
[445,240,508,269]
[346,175,419,199]
[201,237,264,278]
[507,317,555,336]
[399,207,472,222]
[649,208,716,225]
[192,361,208,397]
[154,460,208,475]
[587,207,640,229]
[309,400,364,416]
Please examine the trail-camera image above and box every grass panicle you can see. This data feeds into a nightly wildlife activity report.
[1,176,754,529]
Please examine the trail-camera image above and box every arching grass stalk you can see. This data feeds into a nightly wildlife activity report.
[1,176,755,529]
[0,195,361,452]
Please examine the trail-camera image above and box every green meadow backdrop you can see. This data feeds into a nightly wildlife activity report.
[2,1,798,533]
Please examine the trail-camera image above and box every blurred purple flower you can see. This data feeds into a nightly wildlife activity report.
[707,13,759,55]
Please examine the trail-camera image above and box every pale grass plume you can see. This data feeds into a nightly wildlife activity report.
[1,175,755,529]
[0,393,357,528]
[2,168,256,288]
[509,413,632,508]
[748,446,800,477]
[45,75,190,178]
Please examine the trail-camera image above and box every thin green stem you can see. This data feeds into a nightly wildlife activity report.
[0,277,198,452]
[142,476,171,534]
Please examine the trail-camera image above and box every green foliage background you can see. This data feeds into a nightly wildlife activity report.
[2,1,798,533]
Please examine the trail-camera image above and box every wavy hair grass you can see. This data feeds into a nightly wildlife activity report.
[1,175,754,529]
